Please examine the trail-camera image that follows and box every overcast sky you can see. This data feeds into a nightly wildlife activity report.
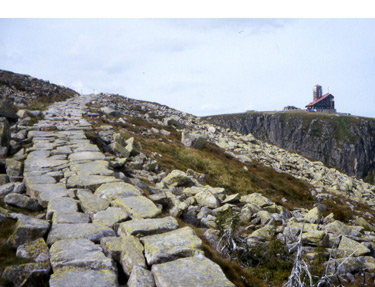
[1,18,375,117]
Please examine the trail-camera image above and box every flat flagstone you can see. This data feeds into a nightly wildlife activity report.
[66,175,121,189]
[93,207,129,227]
[94,182,142,201]
[24,157,68,171]
[52,211,90,224]
[127,266,155,287]
[49,267,119,287]
[47,197,79,220]
[141,227,203,265]
[70,160,114,176]
[47,223,116,245]
[117,216,178,237]
[68,151,106,161]
[7,214,50,248]
[26,183,69,207]
[112,196,161,219]
[151,255,235,287]
[100,237,125,261]
[120,235,146,275]
[50,239,116,271]
[76,190,110,217]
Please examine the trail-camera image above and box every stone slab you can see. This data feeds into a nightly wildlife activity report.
[151,255,235,287]
[49,267,119,287]
[141,226,203,265]
[66,175,121,190]
[117,216,178,237]
[50,239,116,271]
[93,207,129,227]
[95,182,142,201]
[112,196,161,219]
[47,197,78,220]
[47,223,116,245]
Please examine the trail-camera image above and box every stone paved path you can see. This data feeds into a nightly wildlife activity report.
[23,94,234,286]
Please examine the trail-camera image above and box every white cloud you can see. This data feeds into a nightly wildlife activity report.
[1,19,375,118]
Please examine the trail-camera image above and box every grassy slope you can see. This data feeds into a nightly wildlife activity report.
[86,102,375,286]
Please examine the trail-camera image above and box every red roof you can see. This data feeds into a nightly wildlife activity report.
[306,93,333,107]
[314,84,322,87]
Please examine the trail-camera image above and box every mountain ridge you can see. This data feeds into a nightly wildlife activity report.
[205,110,375,184]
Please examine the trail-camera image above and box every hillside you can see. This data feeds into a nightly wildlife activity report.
[1,71,375,286]
[206,111,375,184]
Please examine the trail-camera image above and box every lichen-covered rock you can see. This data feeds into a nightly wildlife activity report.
[302,231,329,247]
[127,266,155,287]
[120,235,146,275]
[117,216,178,237]
[100,237,125,261]
[0,117,10,156]
[141,226,203,265]
[50,239,116,271]
[337,235,371,257]
[304,207,322,224]
[52,211,90,224]
[16,238,50,262]
[47,223,116,245]
[0,182,16,196]
[325,256,375,274]
[4,193,42,211]
[93,207,129,227]
[7,215,50,247]
[66,175,121,190]
[195,190,220,208]
[110,141,130,158]
[159,170,194,188]
[94,182,142,201]
[70,160,114,176]
[112,196,161,219]
[184,186,225,197]
[248,222,276,242]
[68,151,106,161]
[47,197,78,220]
[151,254,235,287]
[6,157,23,177]
[325,220,363,237]
[27,183,69,207]
[49,267,119,287]
[76,190,110,217]
[2,262,50,287]
[240,192,274,208]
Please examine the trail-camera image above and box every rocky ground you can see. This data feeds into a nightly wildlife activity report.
[1,89,375,286]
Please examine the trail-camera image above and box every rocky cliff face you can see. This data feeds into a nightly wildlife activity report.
[206,111,375,183]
